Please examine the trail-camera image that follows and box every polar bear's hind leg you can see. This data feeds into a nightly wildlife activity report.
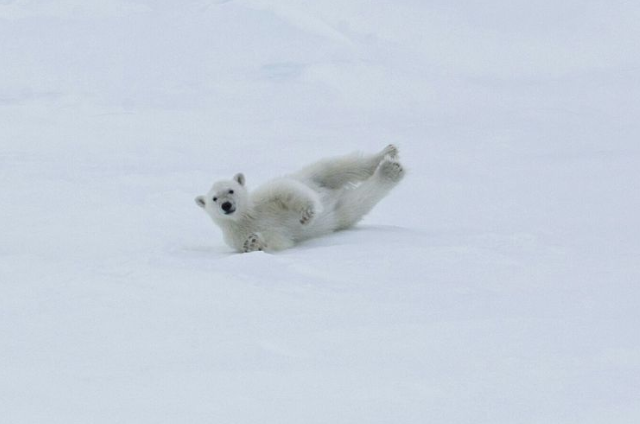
[334,156,405,230]
[297,145,399,189]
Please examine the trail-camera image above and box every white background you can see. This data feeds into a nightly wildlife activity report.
[1,1,639,423]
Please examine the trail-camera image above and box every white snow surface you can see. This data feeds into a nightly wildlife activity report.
[2,1,640,423]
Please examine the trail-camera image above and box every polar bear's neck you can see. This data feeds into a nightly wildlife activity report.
[216,209,258,250]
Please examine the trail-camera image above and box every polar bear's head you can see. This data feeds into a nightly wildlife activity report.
[195,173,249,221]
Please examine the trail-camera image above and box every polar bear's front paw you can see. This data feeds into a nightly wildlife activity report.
[378,159,405,182]
[243,233,264,253]
[300,207,316,225]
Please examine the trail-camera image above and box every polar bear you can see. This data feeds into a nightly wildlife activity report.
[195,145,405,253]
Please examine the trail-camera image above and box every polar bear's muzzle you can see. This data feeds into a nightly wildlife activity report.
[221,201,236,215]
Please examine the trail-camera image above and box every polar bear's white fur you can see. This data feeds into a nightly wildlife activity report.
[195,145,405,253]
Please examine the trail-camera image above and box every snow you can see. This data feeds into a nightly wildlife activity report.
[2,1,640,422]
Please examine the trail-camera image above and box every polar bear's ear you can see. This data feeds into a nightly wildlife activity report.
[195,195,206,208]
[233,173,245,186]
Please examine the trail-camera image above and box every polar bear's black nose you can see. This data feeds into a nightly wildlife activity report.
[221,201,233,212]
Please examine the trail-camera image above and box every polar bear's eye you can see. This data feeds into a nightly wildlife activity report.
[212,197,217,202]
[228,190,234,194]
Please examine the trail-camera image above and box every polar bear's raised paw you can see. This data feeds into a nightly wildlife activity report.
[382,144,399,159]
[300,207,316,225]
[378,159,405,182]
